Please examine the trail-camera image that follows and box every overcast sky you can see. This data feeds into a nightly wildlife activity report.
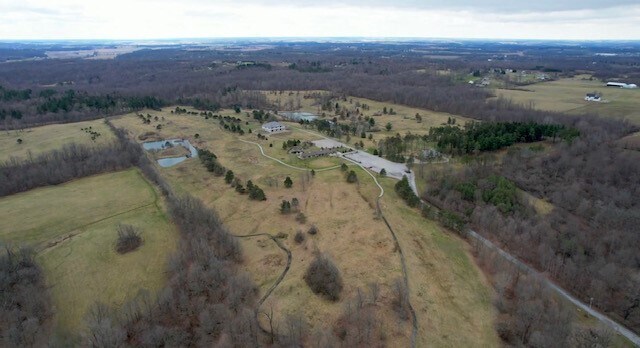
[1,0,639,40]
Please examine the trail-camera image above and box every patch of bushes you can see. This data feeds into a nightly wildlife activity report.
[295,212,307,224]
[481,175,518,213]
[115,224,143,254]
[304,254,343,301]
[346,170,358,183]
[294,231,305,244]
[198,148,227,176]
[247,180,266,201]
[395,176,420,207]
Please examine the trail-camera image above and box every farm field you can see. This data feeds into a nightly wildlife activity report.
[0,169,177,336]
[112,108,499,346]
[496,77,640,125]
[0,118,114,162]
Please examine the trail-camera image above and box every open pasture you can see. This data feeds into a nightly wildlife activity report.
[0,118,114,162]
[0,169,177,335]
[496,77,640,125]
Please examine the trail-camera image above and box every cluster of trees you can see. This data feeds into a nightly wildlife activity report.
[395,176,420,208]
[0,85,32,101]
[280,197,300,214]
[0,247,52,347]
[473,243,614,347]
[424,149,640,333]
[0,108,23,120]
[288,61,331,73]
[251,109,274,122]
[198,148,227,176]
[282,139,301,149]
[304,254,343,301]
[115,224,143,254]
[197,148,266,200]
[428,121,578,155]
[0,138,141,197]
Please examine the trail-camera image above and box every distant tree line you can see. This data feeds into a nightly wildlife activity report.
[0,135,141,197]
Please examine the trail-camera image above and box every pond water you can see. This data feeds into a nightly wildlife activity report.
[280,112,318,122]
[142,139,198,167]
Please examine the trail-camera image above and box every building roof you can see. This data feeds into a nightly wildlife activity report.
[262,121,284,129]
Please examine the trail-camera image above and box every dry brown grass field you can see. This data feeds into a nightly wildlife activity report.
[111,107,499,346]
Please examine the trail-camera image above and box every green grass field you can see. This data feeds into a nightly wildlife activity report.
[0,169,177,335]
[496,76,640,125]
[0,119,115,162]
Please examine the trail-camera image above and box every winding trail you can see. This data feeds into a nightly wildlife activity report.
[231,232,292,334]
[238,138,342,172]
[241,131,419,347]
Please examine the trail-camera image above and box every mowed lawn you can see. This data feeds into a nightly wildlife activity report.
[496,77,640,125]
[0,118,114,162]
[0,169,177,335]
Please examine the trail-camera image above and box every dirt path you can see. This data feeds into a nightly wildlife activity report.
[232,232,292,334]
[238,138,342,172]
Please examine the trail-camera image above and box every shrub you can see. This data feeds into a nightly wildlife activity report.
[280,200,292,214]
[294,230,305,244]
[346,170,358,183]
[379,168,386,176]
[295,212,307,224]
[225,170,234,184]
[304,254,343,301]
[395,175,420,207]
[115,224,142,254]
[284,176,293,188]
[341,163,348,171]
[308,225,318,235]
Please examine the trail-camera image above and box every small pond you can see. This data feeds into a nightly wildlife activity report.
[142,139,198,167]
[280,112,318,122]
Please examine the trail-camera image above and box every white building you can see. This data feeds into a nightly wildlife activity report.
[607,82,638,89]
[262,121,286,133]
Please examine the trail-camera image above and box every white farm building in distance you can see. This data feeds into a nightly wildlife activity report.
[262,121,286,133]
[607,82,638,89]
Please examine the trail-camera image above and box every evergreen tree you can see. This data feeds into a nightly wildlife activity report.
[224,170,234,184]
